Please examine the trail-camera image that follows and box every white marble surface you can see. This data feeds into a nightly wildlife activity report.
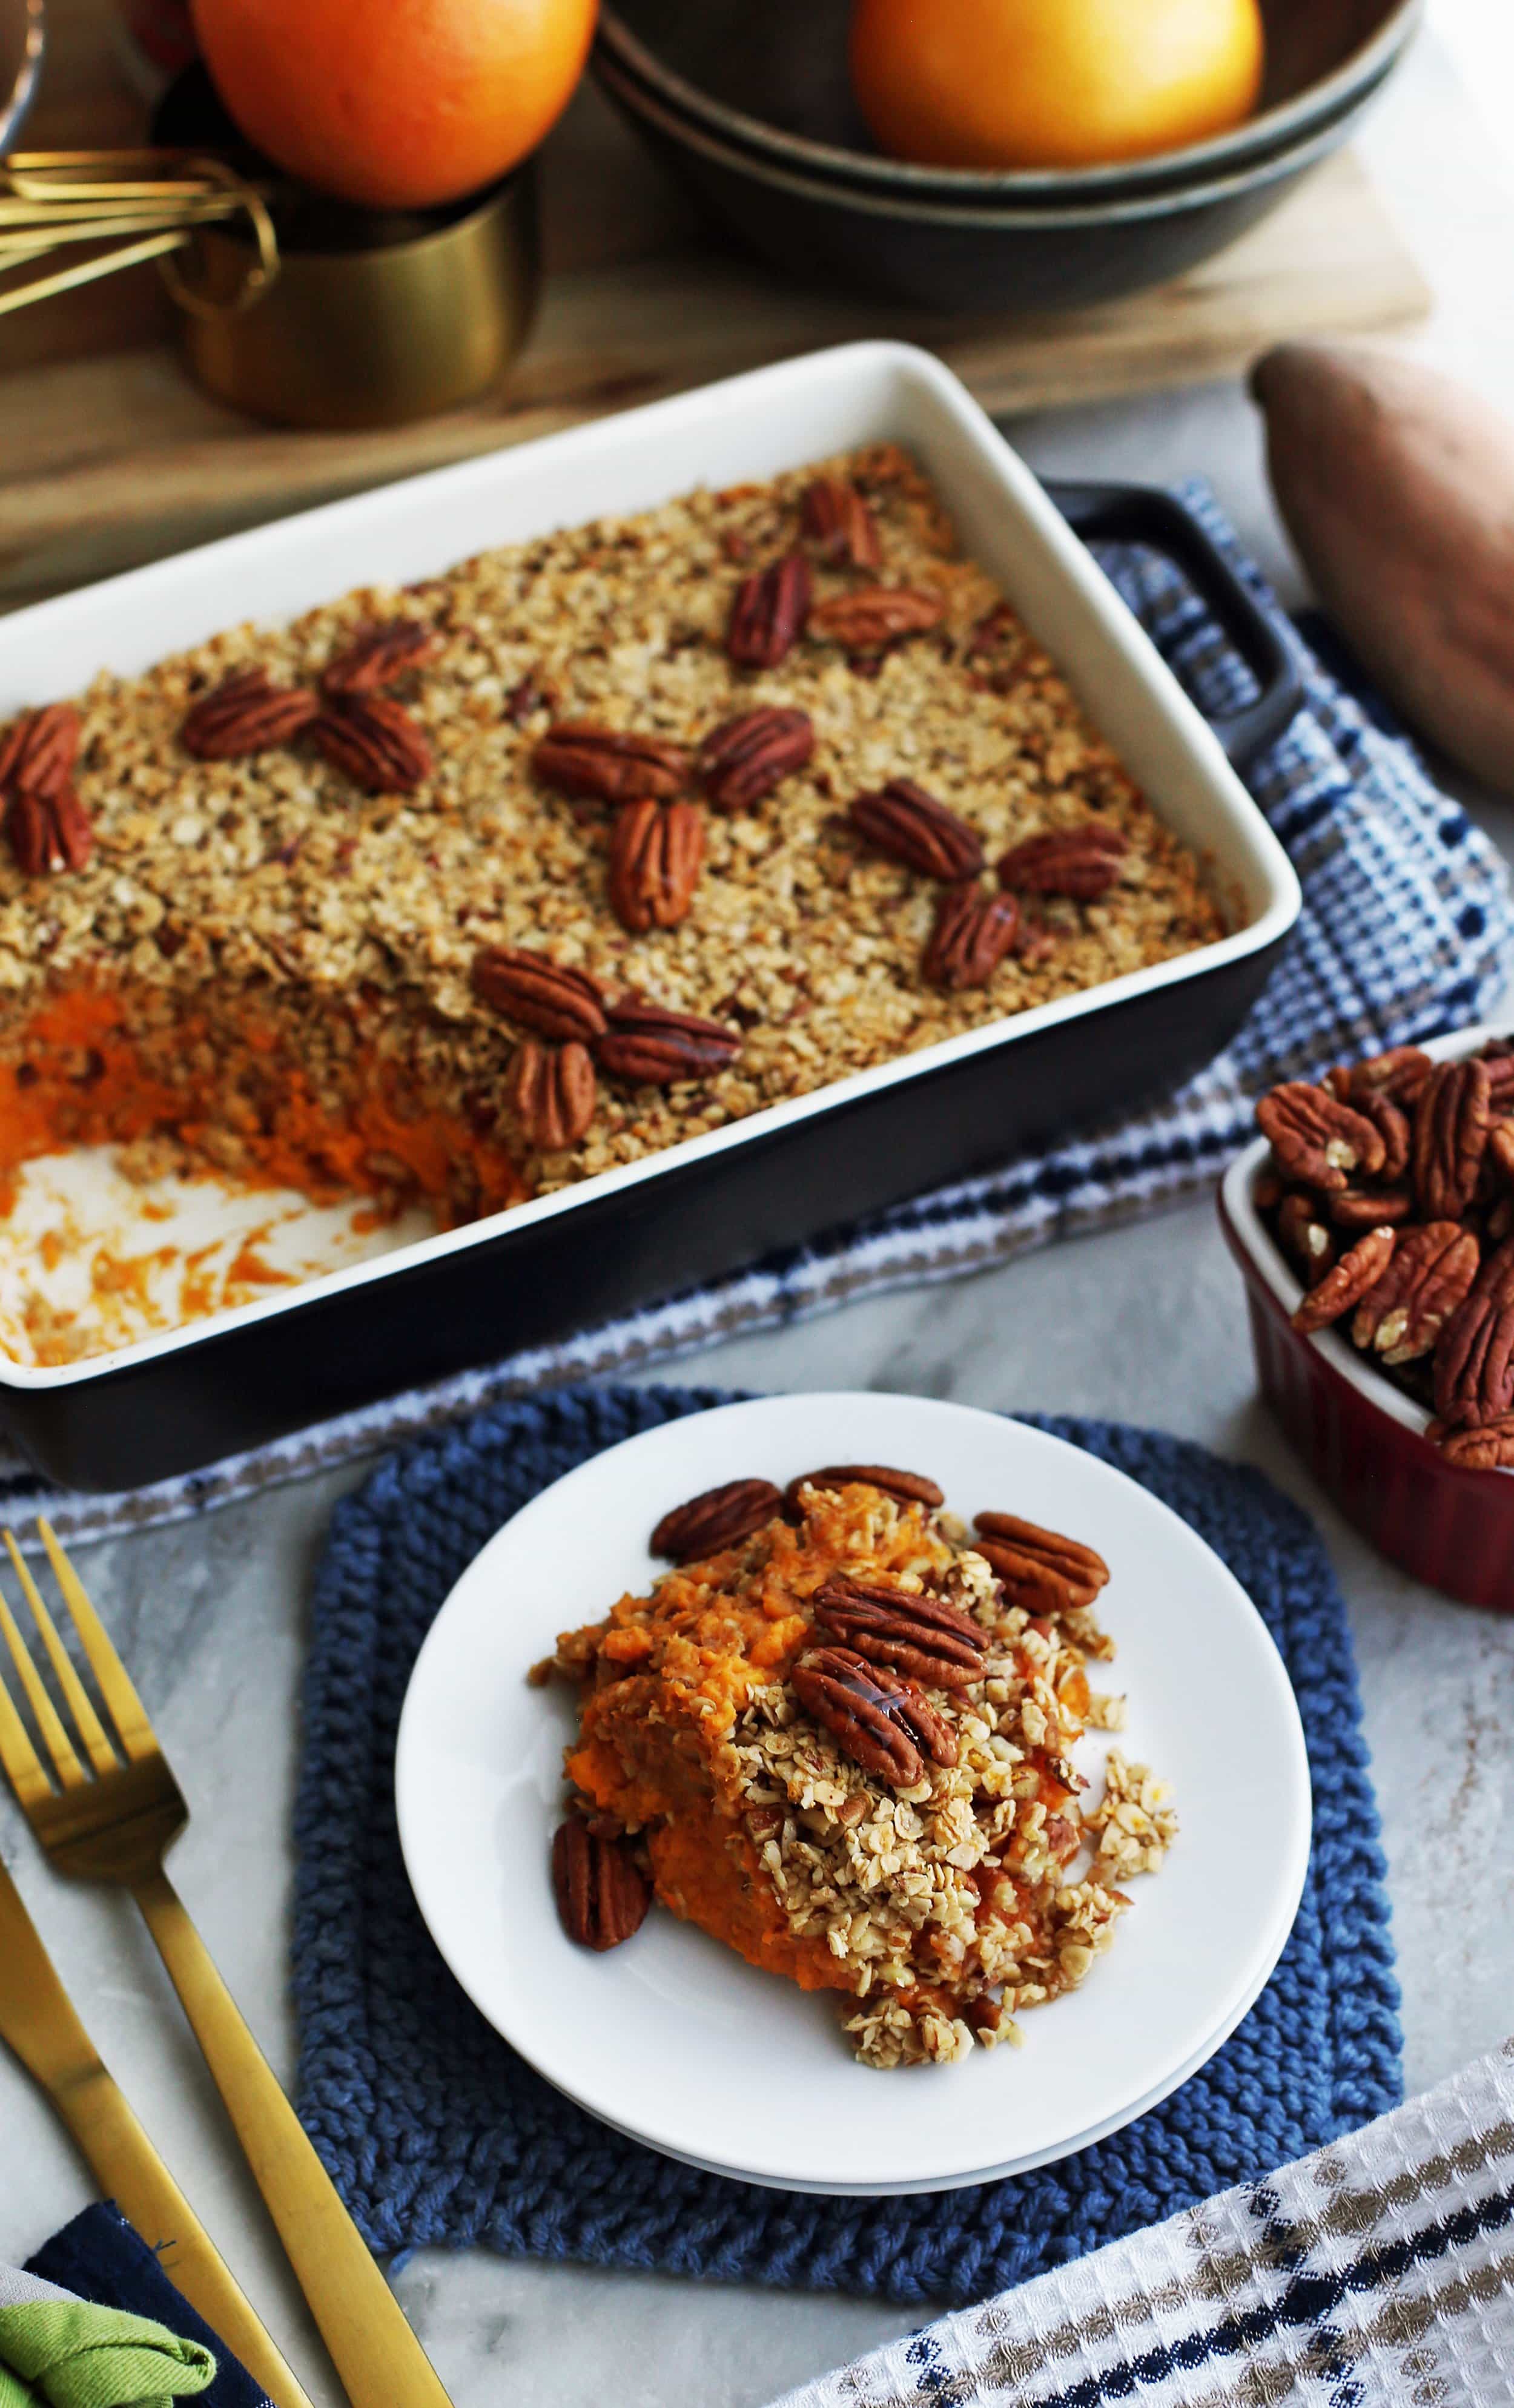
[4,17,1514,2408]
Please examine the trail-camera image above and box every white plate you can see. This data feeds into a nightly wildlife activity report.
[395,1393,1311,2195]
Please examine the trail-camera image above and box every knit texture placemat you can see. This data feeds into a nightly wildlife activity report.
[291,1383,1401,2306]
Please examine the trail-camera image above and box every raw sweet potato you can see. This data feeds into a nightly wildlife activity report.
[1252,341,1514,794]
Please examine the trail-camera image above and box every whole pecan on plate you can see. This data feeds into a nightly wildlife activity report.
[1275,1192,1337,1284]
[594,998,741,1086]
[533,722,689,805]
[848,780,983,882]
[1351,1221,1479,1363]
[312,693,433,793]
[1412,1057,1492,1221]
[607,797,706,934]
[791,1646,957,1786]
[810,1574,985,1689]
[320,617,440,698]
[971,1514,1109,1615]
[650,1477,784,1561]
[808,586,943,653]
[727,554,812,669]
[471,948,607,1043]
[6,786,94,875]
[180,667,319,761]
[1432,1234,1514,1430]
[1255,1082,1386,1193]
[1291,1224,1397,1334]
[922,886,1019,991]
[785,1463,944,1512]
[0,702,81,801]
[697,708,814,812]
[800,475,882,571]
[997,825,1128,901]
[506,1039,597,1152]
[551,1819,651,1951]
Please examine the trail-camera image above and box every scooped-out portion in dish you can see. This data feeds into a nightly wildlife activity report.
[537,1465,1175,2068]
[0,444,1225,1367]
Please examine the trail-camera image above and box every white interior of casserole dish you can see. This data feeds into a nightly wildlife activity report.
[1221,1023,1512,1445]
[0,339,1301,1390]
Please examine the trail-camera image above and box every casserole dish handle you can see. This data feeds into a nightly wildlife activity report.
[1038,473,1304,771]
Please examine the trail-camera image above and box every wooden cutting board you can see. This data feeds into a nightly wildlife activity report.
[0,0,1430,612]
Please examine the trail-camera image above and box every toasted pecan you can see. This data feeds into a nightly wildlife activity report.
[651,1477,783,1561]
[697,708,814,811]
[551,1819,650,1950]
[471,949,607,1043]
[848,780,983,882]
[727,555,812,668]
[607,797,705,934]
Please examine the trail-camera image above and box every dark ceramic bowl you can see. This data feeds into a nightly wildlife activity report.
[594,44,1399,314]
[0,0,45,150]
[597,0,1421,203]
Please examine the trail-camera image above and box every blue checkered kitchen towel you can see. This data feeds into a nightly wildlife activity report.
[18,483,1514,1543]
[292,1384,1401,2306]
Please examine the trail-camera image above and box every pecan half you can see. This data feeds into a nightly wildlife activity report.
[1255,1083,1386,1193]
[651,1477,783,1561]
[506,1040,597,1152]
[808,586,943,651]
[727,555,812,668]
[1329,1187,1413,1229]
[320,617,440,697]
[1440,1416,1514,1471]
[791,1647,956,1785]
[1412,1059,1491,1221]
[1291,1225,1397,1334]
[1326,1046,1433,1108]
[471,948,607,1043]
[180,668,319,760]
[697,708,815,812]
[1352,1221,1479,1363]
[533,723,688,805]
[313,694,432,792]
[800,475,882,570]
[6,786,93,874]
[1275,1192,1337,1282]
[1433,1235,1514,1429]
[997,825,1128,900]
[922,886,1019,990]
[0,703,81,800]
[551,1819,650,1951]
[607,797,706,934]
[595,999,741,1086]
[787,1463,945,1511]
[971,1514,1109,1614]
[811,1574,985,1689]
[1364,1094,1412,1186]
[848,780,983,882]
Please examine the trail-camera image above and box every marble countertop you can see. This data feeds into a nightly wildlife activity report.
[3,19,1514,2408]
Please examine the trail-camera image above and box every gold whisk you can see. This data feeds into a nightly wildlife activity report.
[0,150,279,318]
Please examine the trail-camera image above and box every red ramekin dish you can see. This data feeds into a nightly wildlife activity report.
[1218,1024,1514,1612]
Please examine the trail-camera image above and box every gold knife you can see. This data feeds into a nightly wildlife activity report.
[0,1854,314,2408]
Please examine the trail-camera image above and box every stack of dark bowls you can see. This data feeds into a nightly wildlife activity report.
[595,0,1423,312]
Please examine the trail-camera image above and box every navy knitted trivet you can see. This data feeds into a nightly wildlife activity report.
[293,1384,1401,2307]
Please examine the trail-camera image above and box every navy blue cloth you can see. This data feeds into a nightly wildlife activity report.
[25,2203,267,2408]
[291,1384,1402,2307]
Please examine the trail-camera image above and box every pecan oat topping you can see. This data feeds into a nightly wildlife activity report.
[541,1466,1172,2068]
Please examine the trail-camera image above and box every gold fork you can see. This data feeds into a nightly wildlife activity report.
[0,1853,314,2408]
[0,1521,453,2408]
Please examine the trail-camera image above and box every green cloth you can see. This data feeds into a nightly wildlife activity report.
[0,2303,215,2408]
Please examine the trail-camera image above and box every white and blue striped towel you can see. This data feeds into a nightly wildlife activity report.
[775,2037,1514,2408]
[10,484,1514,1542]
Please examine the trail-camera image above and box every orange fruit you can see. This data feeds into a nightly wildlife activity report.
[850,0,1265,172]
[190,0,598,211]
